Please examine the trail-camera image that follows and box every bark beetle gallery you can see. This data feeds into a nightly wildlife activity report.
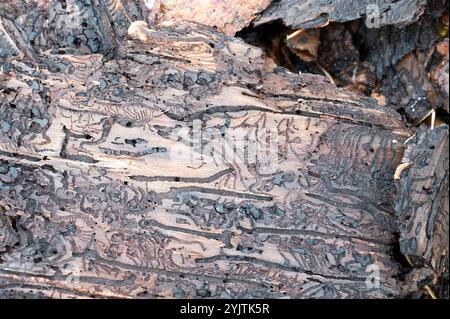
[0,0,448,299]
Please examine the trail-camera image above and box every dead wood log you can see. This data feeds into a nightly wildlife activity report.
[0,16,414,299]
[396,125,449,298]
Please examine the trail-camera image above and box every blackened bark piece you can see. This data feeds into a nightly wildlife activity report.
[377,51,436,124]
[253,0,426,30]
[238,0,448,125]
[0,19,412,298]
[347,1,448,122]
[0,0,127,59]
[396,125,449,298]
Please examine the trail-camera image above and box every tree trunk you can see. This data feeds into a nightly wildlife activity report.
[0,10,415,298]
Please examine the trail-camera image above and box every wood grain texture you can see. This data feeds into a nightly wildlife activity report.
[0,9,415,298]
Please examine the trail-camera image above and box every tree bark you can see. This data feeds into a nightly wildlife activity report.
[0,11,415,298]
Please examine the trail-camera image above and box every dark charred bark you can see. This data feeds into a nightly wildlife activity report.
[253,0,427,30]
[396,125,449,298]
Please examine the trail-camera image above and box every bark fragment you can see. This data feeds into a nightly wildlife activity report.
[396,125,449,298]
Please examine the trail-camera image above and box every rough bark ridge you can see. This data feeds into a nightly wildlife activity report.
[0,3,417,299]
[396,125,449,298]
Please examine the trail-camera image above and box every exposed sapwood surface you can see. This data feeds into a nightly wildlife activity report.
[0,15,414,299]
[396,125,449,298]
[253,0,427,30]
